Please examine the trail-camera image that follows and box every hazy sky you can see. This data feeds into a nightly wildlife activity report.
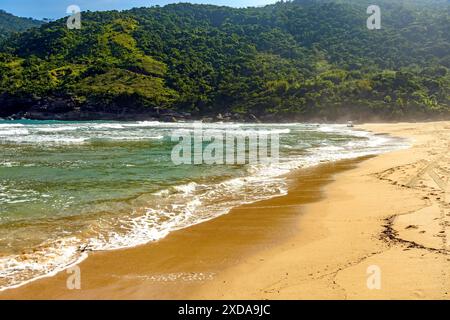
[0,0,278,19]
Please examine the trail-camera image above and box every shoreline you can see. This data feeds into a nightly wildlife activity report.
[0,157,365,298]
[1,121,450,299]
[188,122,450,299]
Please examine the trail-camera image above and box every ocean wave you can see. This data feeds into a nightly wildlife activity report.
[0,237,87,291]
[35,126,80,133]
[0,128,30,136]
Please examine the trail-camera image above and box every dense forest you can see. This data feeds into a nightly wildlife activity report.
[0,10,43,40]
[0,0,449,121]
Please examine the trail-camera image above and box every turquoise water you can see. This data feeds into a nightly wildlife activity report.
[0,120,407,289]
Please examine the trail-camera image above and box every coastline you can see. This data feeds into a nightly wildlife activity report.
[1,121,450,299]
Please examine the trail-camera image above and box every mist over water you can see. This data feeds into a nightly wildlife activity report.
[0,120,408,290]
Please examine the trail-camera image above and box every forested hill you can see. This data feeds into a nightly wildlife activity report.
[0,10,43,40]
[0,0,449,121]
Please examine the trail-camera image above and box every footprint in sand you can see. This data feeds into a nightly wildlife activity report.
[413,290,425,298]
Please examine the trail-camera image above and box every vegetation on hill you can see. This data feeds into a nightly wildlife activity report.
[0,10,43,40]
[0,0,448,121]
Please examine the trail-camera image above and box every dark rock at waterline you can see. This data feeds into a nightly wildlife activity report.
[1,94,374,123]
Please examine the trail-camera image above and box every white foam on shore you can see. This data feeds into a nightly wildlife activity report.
[0,239,88,291]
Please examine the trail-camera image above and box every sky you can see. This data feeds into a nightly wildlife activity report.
[0,0,278,20]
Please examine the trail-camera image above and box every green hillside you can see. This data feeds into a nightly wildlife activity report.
[0,0,448,121]
[0,10,43,40]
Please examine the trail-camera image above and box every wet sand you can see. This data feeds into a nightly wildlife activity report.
[2,121,450,299]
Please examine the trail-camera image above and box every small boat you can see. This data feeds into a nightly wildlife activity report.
[347,121,354,128]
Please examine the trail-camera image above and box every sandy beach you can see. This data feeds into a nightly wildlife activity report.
[2,121,450,300]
